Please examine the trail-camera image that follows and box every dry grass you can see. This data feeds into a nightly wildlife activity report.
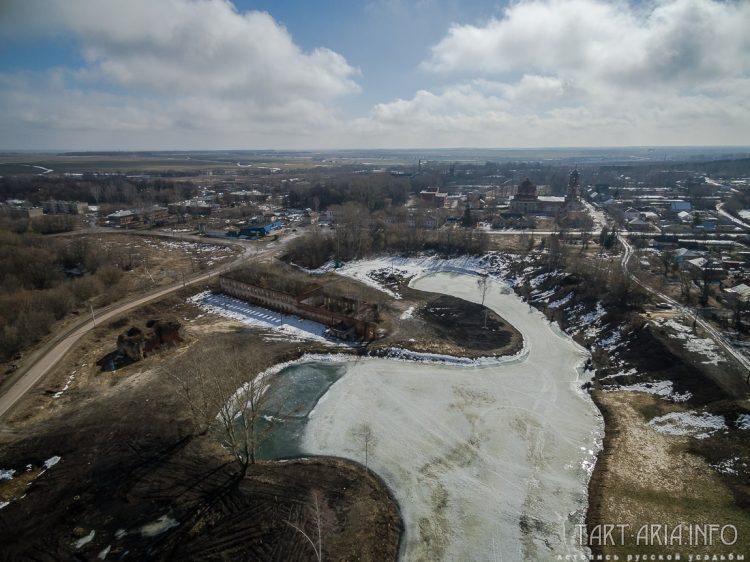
[590,391,750,556]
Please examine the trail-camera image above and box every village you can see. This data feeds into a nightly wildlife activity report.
[5,155,750,342]
[2,150,750,559]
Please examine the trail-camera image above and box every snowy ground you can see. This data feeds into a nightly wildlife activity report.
[189,292,344,345]
[603,380,692,402]
[648,411,727,439]
[311,255,486,299]
[652,317,724,365]
[301,271,602,561]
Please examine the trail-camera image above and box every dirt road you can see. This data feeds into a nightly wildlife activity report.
[0,232,289,420]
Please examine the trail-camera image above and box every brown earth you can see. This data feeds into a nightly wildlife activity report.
[0,258,524,561]
[587,390,750,557]
[0,289,402,561]
[418,294,517,351]
[0,232,239,387]
[366,271,523,359]
[506,252,750,557]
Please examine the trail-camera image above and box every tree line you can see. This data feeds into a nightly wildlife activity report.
[0,232,136,363]
[283,202,490,269]
[0,175,196,207]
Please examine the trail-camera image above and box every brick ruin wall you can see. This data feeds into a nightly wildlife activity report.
[219,276,375,340]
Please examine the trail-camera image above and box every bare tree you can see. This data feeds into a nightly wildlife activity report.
[354,423,377,472]
[659,248,676,277]
[286,489,333,562]
[580,229,591,252]
[477,273,491,329]
[678,267,693,303]
[166,346,275,476]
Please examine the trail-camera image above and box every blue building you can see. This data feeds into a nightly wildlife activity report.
[235,220,285,238]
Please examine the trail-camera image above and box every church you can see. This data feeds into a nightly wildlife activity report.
[508,178,565,215]
[507,169,587,225]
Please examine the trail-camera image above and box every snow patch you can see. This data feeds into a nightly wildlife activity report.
[53,370,77,399]
[189,291,345,345]
[44,456,61,469]
[711,457,743,476]
[399,306,415,320]
[604,380,692,402]
[0,468,15,480]
[652,318,724,365]
[548,292,573,309]
[649,411,727,438]
[379,345,528,366]
[140,514,179,537]
[73,530,95,549]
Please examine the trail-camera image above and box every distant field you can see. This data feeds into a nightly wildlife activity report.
[0,151,413,175]
[4,146,743,176]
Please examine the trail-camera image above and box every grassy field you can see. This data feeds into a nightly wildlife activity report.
[589,391,750,557]
[0,151,415,175]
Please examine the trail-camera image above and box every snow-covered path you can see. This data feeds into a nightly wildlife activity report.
[301,271,602,561]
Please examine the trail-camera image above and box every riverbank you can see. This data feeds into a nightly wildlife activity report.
[0,288,402,559]
[298,270,602,560]
[492,249,750,557]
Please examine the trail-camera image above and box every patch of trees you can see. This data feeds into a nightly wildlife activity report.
[286,175,409,211]
[0,175,196,207]
[722,189,750,217]
[165,344,275,475]
[284,203,489,269]
[0,233,134,363]
[0,214,76,235]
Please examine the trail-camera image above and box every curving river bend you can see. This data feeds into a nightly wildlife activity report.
[262,271,602,560]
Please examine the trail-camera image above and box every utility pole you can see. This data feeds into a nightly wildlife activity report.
[89,303,96,327]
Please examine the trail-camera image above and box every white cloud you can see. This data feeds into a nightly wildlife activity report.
[0,0,748,149]
[351,77,750,148]
[0,0,358,149]
[348,0,750,148]
[425,0,750,89]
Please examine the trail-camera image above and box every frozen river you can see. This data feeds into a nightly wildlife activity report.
[290,271,602,560]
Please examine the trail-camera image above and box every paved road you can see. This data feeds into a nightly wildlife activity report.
[0,233,287,420]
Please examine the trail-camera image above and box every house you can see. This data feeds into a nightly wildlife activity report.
[684,257,727,282]
[508,178,565,216]
[107,209,137,227]
[419,187,448,208]
[685,257,708,271]
[140,206,171,226]
[624,207,641,222]
[670,200,692,212]
[724,283,750,303]
[168,200,213,216]
[626,217,650,231]
[674,248,701,264]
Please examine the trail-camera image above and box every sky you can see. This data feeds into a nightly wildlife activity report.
[0,0,748,151]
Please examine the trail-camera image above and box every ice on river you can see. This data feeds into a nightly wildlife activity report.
[301,271,602,561]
